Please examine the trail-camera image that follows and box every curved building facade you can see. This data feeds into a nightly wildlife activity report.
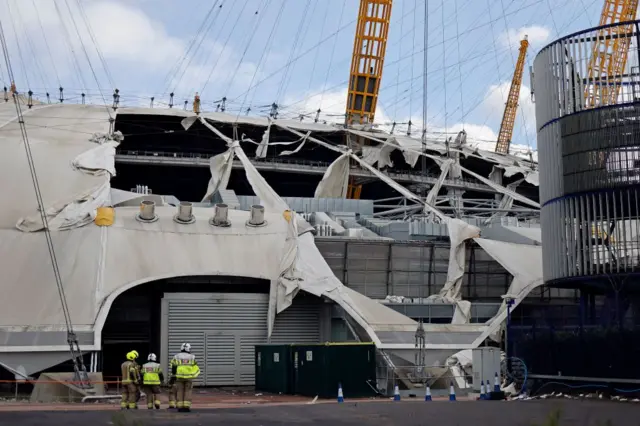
[534,21,640,285]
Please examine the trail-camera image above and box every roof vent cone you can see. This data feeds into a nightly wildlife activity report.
[174,201,195,224]
[136,200,158,223]
[247,205,267,227]
[210,203,231,227]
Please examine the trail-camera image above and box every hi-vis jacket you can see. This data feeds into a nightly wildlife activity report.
[141,361,165,385]
[170,352,200,380]
[121,360,140,384]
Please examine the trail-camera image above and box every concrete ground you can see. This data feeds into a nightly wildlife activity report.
[0,399,637,425]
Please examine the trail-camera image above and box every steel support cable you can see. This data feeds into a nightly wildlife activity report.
[422,0,429,177]
[188,2,237,96]
[0,20,78,364]
[498,0,532,149]
[276,0,313,105]
[454,0,465,129]
[32,0,61,86]
[229,16,357,104]
[318,0,346,111]
[12,1,48,91]
[175,0,229,95]
[383,0,547,126]
[6,2,30,89]
[63,0,112,117]
[282,0,523,120]
[53,1,89,94]
[441,0,448,134]
[385,0,539,68]
[393,0,407,121]
[435,0,548,126]
[75,0,115,89]
[219,0,270,98]
[385,0,499,76]
[235,0,286,120]
[306,0,330,94]
[159,1,221,97]
[199,0,252,95]
[376,0,522,110]
[247,0,286,110]
[545,0,561,38]
[409,0,417,120]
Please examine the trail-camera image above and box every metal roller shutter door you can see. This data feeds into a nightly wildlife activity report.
[164,293,321,386]
[271,298,321,344]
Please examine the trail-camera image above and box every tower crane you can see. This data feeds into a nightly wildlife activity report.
[584,0,639,108]
[495,36,529,155]
[345,0,393,199]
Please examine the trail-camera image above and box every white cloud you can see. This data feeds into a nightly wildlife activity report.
[483,81,536,135]
[1,0,184,67]
[281,87,392,125]
[79,1,184,65]
[500,25,551,50]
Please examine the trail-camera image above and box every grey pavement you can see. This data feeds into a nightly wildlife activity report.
[0,399,638,426]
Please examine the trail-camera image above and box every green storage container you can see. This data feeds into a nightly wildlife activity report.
[292,343,377,398]
[255,344,293,394]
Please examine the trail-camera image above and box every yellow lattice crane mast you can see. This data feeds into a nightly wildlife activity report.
[584,0,639,108]
[495,36,529,155]
[345,0,392,199]
[346,0,393,125]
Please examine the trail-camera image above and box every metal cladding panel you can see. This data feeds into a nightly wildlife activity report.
[345,243,389,298]
[315,240,346,280]
[164,293,321,386]
[537,122,563,204]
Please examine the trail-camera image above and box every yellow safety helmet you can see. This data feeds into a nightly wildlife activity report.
[126,350,139,361]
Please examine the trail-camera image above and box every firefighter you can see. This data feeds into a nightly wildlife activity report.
[170,343,200,412]
[141,353,164,409]
[120,350,141,409]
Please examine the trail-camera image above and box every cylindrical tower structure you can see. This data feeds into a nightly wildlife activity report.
[534,21,640,286]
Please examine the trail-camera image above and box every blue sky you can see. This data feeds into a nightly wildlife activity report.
[0,0,607,153]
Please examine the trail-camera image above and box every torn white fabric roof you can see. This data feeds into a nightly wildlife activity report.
[71,133,121,177]
[314,153,350,198]
[472,239,544,345]
[271,212,302,338]
[255,122,270,158]
[194,121,421,345]
[201,148,234,202]
[0,104,114,231]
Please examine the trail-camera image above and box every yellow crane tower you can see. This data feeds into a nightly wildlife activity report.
[345,0,393,199]
[584,0,639,108]
[495,36,529,155]
[345,0,393,126]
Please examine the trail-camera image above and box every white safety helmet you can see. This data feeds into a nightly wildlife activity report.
[180,343,191,353]
[148,353,157,362]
